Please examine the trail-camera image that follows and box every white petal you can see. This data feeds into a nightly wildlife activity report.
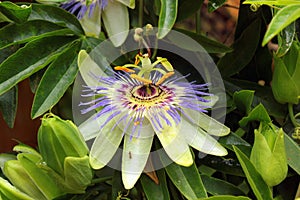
[122,128,153,189]
[78,50,108,87]
[116,0,135,9]
[180,119,228,156]
[80,5,101,37]
[152,115,193,167]
[89,119,124,169]
[183,107,230,136]
[102,1,129,47]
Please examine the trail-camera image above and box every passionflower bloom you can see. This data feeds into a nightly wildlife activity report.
[60,0,135,46]
[79,51,230,189]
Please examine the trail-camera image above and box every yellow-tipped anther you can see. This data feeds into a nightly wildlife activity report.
[114,66,135,73]
[130,74,152,84]
[134,54,141,65]
[155,72,175,85]
[134,121,140,126]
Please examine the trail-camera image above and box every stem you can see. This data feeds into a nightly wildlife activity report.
[138,0,144,27]
[196,8,201,34]
[288,103,300,127]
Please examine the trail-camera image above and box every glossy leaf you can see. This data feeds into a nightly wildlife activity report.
[172,29,232,53]
[208,0,226,12]
[159,150,207,199]
[177,0,203,21]
[28,4,84,34]
[158,0,178,39]
[233,146,273,200]
[202,196,251,200]
[140,170,170,200]
[239,103,272,127]
[276,22,295,57]
[31,40,80,119]
[0,35,77,96]
[0,20,71,50]
[262,4,300,46]
[0,86,17,128]
[218,18,261,77]
[201,175,245,195]
[233,90,254,114]
[284,133,300,174]
[0,2,31,23]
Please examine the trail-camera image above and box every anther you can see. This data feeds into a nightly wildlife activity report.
[155,72,175,85]
[114,66,135,73]
[134,121,140,126]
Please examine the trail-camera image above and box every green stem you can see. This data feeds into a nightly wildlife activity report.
[138,0,144,27]
[288,103,300,127]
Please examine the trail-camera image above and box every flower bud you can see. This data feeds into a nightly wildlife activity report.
[37,113,92,193]
[250,122,288,186]
[272,41,300,104]
[0,177,34,200]
[3,153,64,200]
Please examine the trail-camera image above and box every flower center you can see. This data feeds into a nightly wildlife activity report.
[131,84,161,100]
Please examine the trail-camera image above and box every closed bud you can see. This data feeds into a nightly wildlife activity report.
[38,113,92,193]
[272,41,300,104]
[250,122,288,186]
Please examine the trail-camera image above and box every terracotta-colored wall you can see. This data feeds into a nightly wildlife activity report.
[0,79,40,153]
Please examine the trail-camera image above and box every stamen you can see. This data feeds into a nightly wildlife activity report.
[134,121,140,126]
[155,72,175,85]
[130,74,152,84]
[114,66,135,73]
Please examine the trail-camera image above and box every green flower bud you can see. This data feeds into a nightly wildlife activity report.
[38,113,92,193]
[272,41,300,104]
[250,122,288,186]
[3,153,64,200]
[0,177,34,200]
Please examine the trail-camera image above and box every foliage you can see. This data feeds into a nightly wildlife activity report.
[0,0,299,199]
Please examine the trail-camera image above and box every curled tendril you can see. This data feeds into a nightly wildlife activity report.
[250,4,261,12]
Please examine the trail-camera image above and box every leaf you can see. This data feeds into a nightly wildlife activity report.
[239,103,272,127]
[28,3,84,34]
[0,86,17,128]
[218,18,261,77]
[262,4,300,46]
[0,20,72,50]
[172,29,232,53]
[284,133,300,174]
[276,22,295,57]
[158,0,178,39]
[201,174,245,195]
[243,0,300,5]
[233,146,273,200]
[218,132,251,151]
[0,35,77,96]
[202,196,252,200]
[0,2,31,23]
[233,90,254,114]
[0,177,34,200]
[208,0,226,12]
[31,40,80,119]
[177,0,203,21]
[159,149,207,199]
[140,170,170,200]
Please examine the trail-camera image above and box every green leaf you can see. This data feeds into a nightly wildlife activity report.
[0,86,17,128]
[233,90,254,114]
[239,103,272,127]
[0,2,31,23]
[202,195,252,200]
[263,4,300,46]
[172,29,232,53]
[243,0,300,5]
[0,35,77,96]
[284,133,300,174]
[177,0,203,21]
[158,0,178,39]
[218,132,251,151]
[201,174,245,195]
[233,146,273,200]
[0,177,34,200]
[159,150,207,199]
[276,22,295,57]
[218,18,261,77]
[0,20,73,50]
[140,170,170,200]
[31,40,80,119]
[28,3,84,34]
[208,0,226,12]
